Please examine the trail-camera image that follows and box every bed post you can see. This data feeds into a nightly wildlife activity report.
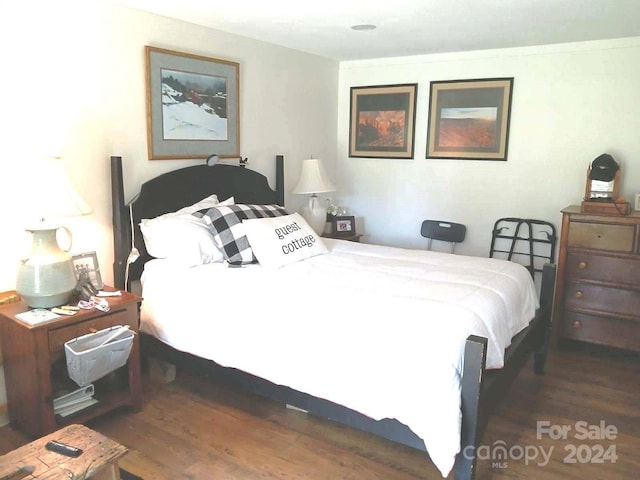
[534,263,556,374]
[111,155,127,290]
[276,154,285,206]
[454,335,487,480]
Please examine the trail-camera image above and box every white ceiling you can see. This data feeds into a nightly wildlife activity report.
[112,0,640,60]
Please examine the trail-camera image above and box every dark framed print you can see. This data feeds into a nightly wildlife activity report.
[71,251,103,289]
[145,46,240,160]
[349,84,418,159]
[332,215,356,235]
[426,78,514,161]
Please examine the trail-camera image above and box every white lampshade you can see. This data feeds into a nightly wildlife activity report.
[16,156,93,308]
[24,156,93,226]
[292,158,335,233]
[292,158,335,195]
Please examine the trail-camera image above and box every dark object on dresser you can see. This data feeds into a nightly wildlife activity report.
[111,154,556,480]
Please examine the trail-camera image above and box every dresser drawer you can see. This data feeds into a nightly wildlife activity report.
[48,309,133,353]
[567,222,635,252]
[562,311,640,352]
[566,252,640,284]
[564,282,640,317]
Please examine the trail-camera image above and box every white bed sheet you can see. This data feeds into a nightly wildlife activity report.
[140,239,538,477]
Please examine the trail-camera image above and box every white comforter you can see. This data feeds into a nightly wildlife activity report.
[140,239,538,477]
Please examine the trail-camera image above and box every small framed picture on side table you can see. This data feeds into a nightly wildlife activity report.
[71,251,104,289]
[332,215,356,236]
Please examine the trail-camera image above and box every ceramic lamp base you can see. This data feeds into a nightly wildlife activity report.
[16,227,76,308]
[300,194,326,234]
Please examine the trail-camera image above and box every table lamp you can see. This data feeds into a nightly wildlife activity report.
[292,158,335,234]
[16,156,92,308]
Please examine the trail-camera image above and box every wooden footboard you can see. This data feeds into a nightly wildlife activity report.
[455,262,556,480]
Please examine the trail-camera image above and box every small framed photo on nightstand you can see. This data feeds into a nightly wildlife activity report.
[332,215,356,235]
[635,193,640,211]
[72,251,103,289]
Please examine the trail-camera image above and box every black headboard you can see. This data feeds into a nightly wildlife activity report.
[111,155,285,289]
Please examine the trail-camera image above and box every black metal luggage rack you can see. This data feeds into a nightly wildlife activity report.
[489,218,557,280]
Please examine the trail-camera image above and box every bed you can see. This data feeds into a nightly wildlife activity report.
[110,154,556,480]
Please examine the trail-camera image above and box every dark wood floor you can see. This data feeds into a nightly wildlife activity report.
[1,343,638,479]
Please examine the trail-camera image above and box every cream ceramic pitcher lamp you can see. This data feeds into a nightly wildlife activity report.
[16,156,92,308]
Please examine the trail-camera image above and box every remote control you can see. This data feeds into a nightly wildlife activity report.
[45,440,83,457]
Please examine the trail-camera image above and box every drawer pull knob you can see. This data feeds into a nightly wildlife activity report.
[574,290,583,299]
[577,261,587,270]
[573,320,582,329]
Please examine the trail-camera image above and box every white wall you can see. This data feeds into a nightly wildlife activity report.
[337,38,640,256]
[0,0,337,425]
[0,0,338,292]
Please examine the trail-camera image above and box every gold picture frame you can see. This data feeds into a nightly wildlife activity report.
[145,46,240,160]
[349,84,418,159]
[426,78,513,161]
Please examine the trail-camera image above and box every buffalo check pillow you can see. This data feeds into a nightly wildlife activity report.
[197,204,289,265]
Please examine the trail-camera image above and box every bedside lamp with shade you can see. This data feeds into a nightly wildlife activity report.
[292,157,335,234]
[16,156,92,308]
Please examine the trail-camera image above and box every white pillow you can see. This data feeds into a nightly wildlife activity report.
[242,212,328,269]
[175,195,234,215]
[140,214,224,267]
[138,195,234,267]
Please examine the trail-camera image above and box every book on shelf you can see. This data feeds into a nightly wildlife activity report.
[55,397,99,417]
[53,384,98,417]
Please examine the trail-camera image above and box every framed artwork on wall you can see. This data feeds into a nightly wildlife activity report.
[349,84,418,159]
[145,46,240,160]
[426,77,514,161]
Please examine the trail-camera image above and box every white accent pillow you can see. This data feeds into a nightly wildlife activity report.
[140,215,223,267]
[242,213,328,269]
[139,196,235,267]
[176,195,234,214]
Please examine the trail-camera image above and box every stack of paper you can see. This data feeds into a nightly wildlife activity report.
[53,384,98,417]
[15,309,60,325]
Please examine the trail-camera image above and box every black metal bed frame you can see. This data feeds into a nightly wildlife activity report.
[490,217,557,280]
[110,155,556,480]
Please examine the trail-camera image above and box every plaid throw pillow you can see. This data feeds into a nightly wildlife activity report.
[196,204,289,265]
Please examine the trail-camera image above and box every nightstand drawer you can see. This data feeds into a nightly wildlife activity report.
[562,311,640,351]
[48,310,131,353]
[566,252,640,284]
[567,222,634,252]
[564,283,640,317]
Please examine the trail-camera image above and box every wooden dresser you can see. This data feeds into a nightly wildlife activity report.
[553,205,640,352]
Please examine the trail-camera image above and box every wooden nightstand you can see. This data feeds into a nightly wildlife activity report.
[0,289,142,437]
[321,233,363,242]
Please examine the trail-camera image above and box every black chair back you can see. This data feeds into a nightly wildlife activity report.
[421,220,467,253]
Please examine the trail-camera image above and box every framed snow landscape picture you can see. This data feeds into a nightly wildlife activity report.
[426,78,513,161]
[145,46,240,160]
